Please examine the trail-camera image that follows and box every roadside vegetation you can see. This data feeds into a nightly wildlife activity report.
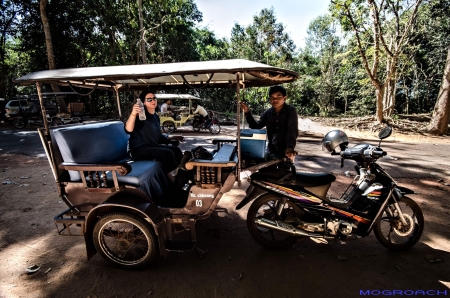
[1,0,449,134]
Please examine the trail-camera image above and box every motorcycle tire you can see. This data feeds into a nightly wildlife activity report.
[12,117,27,129]
[162,121,176,133]
[373,196,424,251]
[209,124,221,134]
[247,194,304,250]
[93,212,158,269]
[193,122,202,132]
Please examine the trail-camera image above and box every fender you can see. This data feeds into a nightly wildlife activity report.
[395,186,415,196]
[236,185,268,210]
[84,188,167,260]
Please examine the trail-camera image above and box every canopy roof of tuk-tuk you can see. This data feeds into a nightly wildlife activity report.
[155,94,200,100]
[13,59,298,91]
[30,92,78,98]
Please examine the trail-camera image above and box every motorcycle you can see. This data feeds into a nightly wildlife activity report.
[237,126,424,251]
[12,106,51,129]
[192,111,221,134]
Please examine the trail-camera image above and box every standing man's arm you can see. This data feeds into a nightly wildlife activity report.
[284,106,299,158]
[240,102,267,129]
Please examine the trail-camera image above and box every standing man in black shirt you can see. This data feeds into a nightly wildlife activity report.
[240,85,298,159]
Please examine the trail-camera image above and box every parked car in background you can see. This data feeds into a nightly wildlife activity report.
[4,97,30,119]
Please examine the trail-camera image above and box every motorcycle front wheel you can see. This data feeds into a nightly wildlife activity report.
[209,123,221,134]
[93,212,158,269]
[373,196,424,251]
[247,194,303,250]
[12,117,27,129]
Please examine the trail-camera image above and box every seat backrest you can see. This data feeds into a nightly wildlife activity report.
[51,121,129,181]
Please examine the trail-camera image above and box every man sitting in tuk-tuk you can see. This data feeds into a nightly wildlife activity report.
[160,98,174,117]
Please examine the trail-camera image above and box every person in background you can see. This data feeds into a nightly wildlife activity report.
[160,98,174,117]
[240,85,298,159]
[192,102,209,126]
[24,98,41,117]
[125,90,184,183]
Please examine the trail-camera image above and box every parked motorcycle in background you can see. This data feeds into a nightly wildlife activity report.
[11,105,51,129]
[238,127,424,251]
[192,110,221,134]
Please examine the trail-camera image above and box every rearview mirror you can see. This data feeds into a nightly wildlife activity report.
[378,126,392,139]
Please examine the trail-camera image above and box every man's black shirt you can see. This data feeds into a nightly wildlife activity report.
[245,103,298,156]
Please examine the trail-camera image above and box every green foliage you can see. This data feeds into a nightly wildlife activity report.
[1,1,449,120]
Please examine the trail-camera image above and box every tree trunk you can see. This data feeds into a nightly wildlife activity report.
[383,58,397,117]
[427,48,450,135]
[138,0,147,64]
[39,0,67,112]
[376,87,384,122]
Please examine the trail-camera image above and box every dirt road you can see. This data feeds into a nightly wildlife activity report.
[0,121,449,298]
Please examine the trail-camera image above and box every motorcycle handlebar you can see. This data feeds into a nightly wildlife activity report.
[340,146,387,161]
[371,150,387,157]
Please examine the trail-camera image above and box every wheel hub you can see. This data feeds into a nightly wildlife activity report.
[393,214,414,236]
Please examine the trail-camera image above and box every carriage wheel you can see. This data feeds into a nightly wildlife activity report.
[93,212,158,269]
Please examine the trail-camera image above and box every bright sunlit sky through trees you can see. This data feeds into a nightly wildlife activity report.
[195,0,331,49]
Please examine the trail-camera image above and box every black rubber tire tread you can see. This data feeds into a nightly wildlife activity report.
[209,124,221,134]
[373,196,424,251]
[93,212,158,269]
[247,194,302,250]
[12,117,27,129]
[193,122,201,132]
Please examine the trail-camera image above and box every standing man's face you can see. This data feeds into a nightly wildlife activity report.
[269,91,286,110]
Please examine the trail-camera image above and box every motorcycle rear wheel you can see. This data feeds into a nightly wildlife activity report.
[193,122,202,132]
[373,196,424,251]
[209,124,221,134]
[93,212,158,269]
[12,117,27,129]
[247,194,303,250]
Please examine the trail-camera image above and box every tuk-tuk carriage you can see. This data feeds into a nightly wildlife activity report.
[13,59,299,269]
[155,93,200,133]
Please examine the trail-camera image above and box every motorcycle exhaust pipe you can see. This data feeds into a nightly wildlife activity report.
[255,218,322,238]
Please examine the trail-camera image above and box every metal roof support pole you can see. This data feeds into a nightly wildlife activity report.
[235,72,242,186]
[113,85,122,118]
[36,82,50,135]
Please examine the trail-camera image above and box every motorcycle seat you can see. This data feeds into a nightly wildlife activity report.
[289,172,336,188]
[256,166,336,187]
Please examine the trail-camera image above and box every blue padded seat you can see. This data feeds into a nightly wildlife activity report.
[106,160,168,198]
[51,121,168,198]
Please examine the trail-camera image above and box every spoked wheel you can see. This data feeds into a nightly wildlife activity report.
[12,117,27,129]
[209,123,221,134]
[193,122,202,132]
[93,212,158,269]
[162,121,176,133]
[373,196,424,251]
[247,194,303,250]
